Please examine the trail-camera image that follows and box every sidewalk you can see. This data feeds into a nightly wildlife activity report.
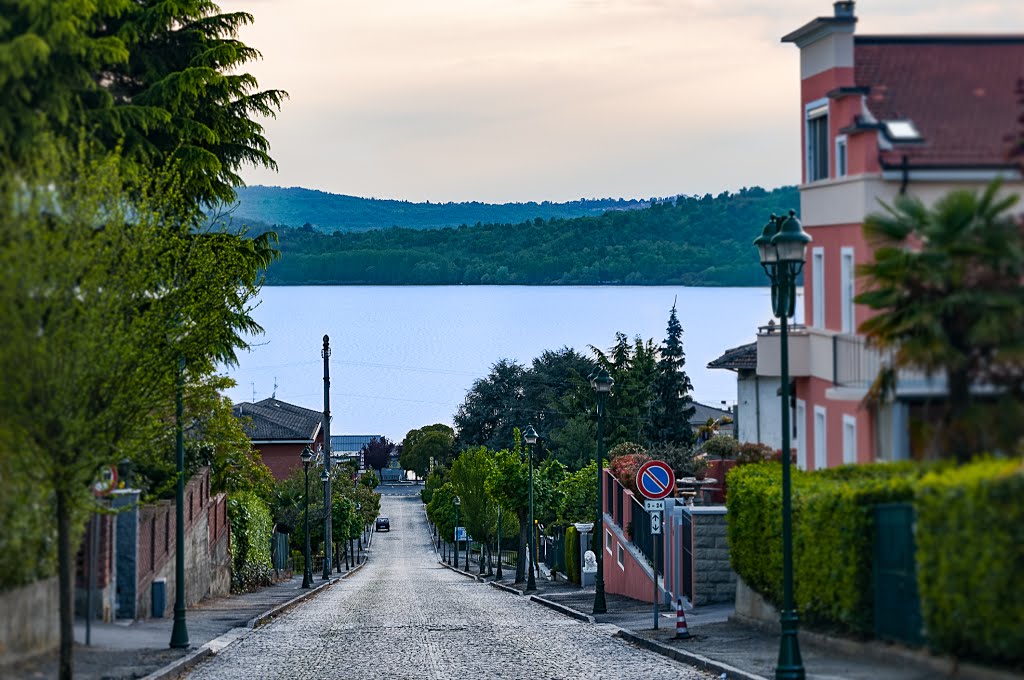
[454,553,1021,680]
[7,560,365,680]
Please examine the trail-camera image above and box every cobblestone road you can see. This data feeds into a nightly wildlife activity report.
[187,487,712,680]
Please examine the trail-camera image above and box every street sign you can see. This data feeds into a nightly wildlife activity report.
[650,511,662,535]
[455,527,467,541]
[91,465,118,497]
[636,460,675,500]
[644,500,665,512]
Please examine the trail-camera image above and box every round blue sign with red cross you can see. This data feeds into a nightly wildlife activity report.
[636,460,675,500]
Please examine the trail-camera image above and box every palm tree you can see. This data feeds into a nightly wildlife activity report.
[856,181,1024,462]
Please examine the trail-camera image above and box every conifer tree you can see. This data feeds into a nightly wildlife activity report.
[650,302,696,445]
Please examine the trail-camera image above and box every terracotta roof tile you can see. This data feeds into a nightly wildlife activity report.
[854,37,1024,167]
[707,342,757,371]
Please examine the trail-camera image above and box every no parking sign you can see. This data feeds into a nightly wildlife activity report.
[635,460,675,500]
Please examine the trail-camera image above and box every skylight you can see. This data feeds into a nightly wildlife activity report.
[884,120,921,141]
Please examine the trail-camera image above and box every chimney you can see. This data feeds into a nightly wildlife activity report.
[834,1,855,19]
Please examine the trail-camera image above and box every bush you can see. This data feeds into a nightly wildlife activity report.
[608,452,651,493]
[564,525,580,585]
[701,436,741,461]
[915,459,1024,666]
[228,491,274,593]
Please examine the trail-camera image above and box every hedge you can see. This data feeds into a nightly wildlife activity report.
[565,526,580,585]
[228,491,274,593]
[915,459,1024,666]
[728,459,1023,667]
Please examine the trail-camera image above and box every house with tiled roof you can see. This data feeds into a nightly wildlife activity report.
[233,398,325,480]
[755,1,1024,468]
[708,339,782,446]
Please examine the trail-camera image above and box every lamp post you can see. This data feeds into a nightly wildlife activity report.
[523,425,539,592]
[591,367,613,614]
[496,506,503,580]
[454,496,461,568]
[301,446,314,589]
[321,336,332,580]
[169,357,189,649]
[320,467,330,576]
[754,210,811,680]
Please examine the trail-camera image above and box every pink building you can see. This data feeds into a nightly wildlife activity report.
[754,2,1024,466]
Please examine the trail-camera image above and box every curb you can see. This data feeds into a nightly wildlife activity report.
[488,581,525,596]
[529,595,595,624]
[614,629,769,680]
[439,561,483,581]
[139,646,211,680]
[247,577,338,629]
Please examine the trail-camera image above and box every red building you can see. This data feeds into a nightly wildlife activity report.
[754,2,1024,466]
[233,398,324,480]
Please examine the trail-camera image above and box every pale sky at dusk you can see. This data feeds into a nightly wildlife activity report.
[222,0,1024,203]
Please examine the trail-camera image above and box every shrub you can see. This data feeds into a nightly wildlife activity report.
[564,525,580,585]
[915,459,1024,666]
[735,442,774,467]
[608,452,651,493]
[228,491,274,593]
[701,435,741,461]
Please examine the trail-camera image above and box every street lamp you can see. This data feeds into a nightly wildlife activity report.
[523,425,539,592]
[754,210,811,680]
[496,506,503,580]
[591,367,613,614]
[320,467,330,578]
[301,445,314,589]
[454,496,461,569]
[170,357,189,649]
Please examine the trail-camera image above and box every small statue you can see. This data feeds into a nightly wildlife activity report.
[583,550,597,572]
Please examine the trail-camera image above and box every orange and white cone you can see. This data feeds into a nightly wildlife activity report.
[676,598,692,639]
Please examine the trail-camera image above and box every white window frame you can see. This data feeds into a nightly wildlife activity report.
[605,529,613,555]
[842,414,858,465]
[796,399,807,470]
[805,98,829,182]
[812,247,825,329]
[616,543,625,570]
[840,247,855,334]
[814,406,828,470]
[835,134,848,177]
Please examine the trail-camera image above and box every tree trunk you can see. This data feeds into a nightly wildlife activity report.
[515,509,529,584]
[948,367,972,465]
[486,543,494,577]
[57,488,73,680]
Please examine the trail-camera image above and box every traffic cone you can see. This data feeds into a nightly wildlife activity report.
[676,598,692,639]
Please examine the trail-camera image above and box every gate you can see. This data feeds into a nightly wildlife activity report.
[873,503,923,645]
[681,510,693,602]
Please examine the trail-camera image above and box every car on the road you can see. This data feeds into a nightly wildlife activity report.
[375,516,390,532]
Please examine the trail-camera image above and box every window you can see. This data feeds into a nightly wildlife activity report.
[812,248,825,328]
[616,543,625,569]
[843,415,858,464]
[814,406,828,470]
[606,530,613,555]
[796,399,807,470]
[835,135,848,177]
[806,100,829,182]
[841,247,855,333]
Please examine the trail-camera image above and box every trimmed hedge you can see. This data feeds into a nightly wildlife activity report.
[915,459,1024,666]
[728,462,922,633]
[728,459,1023,667]
[228,491,274,593]
[565,526,580,585]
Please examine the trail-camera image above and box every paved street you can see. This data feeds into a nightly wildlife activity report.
[187,485,713,679]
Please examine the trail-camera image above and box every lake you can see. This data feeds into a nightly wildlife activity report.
[222,286,801,441]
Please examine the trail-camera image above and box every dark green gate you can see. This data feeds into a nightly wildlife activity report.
[873,503,923,645]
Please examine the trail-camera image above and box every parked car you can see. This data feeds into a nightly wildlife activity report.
[375,516,390,532]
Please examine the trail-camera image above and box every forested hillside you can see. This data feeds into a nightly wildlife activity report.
[253,185,799,286]
[233,185,643,231]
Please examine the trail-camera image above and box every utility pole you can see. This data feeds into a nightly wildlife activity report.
[322,335,332,579]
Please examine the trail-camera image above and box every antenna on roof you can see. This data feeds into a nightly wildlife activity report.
[251,382,255,403]
[272,377,278,399]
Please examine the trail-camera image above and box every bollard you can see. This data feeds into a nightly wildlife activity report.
[676,598,691,639]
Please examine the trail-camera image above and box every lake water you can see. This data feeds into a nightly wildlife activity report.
[222,286,801,441]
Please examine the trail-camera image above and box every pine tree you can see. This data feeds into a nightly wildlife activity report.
[650,302,696,445]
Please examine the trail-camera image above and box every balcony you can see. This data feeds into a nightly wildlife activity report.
[832,333,888,388]
[756,322,835,383]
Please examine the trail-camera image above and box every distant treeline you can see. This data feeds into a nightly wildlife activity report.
[246,185,799,287]
[231,185,643,232]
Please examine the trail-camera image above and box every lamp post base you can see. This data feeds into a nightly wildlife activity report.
[169,614,189,649]
[775,610,805,680]
[593,581,607,614]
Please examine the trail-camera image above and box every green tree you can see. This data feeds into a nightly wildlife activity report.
[557,461,598,526]
[448,447,498,554]
[454,359,525,450]
[857,182,1024,461]
[401,424,454,477]
[485,434,531,583]
[650,301,696,445]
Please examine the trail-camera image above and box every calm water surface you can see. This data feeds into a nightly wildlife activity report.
[223,286,801,441]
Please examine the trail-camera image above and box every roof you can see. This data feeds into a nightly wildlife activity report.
[707,343,757,371]
[232,398,322,442]
[853,36,1024,168]
[330,435,383,454]
[690,402,732,425]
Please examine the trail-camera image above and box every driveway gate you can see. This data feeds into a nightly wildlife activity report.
[873,503,923,645]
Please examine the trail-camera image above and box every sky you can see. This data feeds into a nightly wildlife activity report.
[222,0,1024,203]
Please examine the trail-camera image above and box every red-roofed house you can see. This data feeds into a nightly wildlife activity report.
[755,2,1024,467]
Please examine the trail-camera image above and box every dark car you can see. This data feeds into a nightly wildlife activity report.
[375,516,390,532]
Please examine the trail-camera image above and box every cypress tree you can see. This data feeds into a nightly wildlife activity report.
[651,301,696,445]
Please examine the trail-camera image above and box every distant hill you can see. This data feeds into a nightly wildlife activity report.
[231,186,646,232]
[257,185,800,287]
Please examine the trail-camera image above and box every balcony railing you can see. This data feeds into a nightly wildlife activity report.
[833,333,889,388]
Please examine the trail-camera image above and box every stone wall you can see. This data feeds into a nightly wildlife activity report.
[689,507,737,606]
[0,577,59,668]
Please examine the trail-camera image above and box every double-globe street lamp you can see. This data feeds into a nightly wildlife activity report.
[523,425,539,592]
[591,367,613,614]
[301,445,314,589]
[754,210,811,680]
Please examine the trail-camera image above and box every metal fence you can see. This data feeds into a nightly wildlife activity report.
[629,495,662,574]
[615,482,624,528]
[834,333,888,388]
[681,511,693,601]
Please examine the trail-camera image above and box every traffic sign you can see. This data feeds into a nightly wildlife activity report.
[644,500,664,512]
[636,460,675,500]
[650,512,662,534]
[92,465,118,497]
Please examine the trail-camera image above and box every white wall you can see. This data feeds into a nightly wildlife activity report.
[737,374,787,449]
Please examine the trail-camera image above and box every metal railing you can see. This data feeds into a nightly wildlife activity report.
[833,333,888,388]
[629,495,662,574]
